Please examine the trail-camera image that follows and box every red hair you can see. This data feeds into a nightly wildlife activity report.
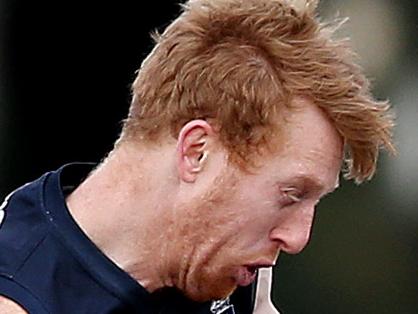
[121,0,395,183]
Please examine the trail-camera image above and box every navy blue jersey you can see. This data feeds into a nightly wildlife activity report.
[0,163,256,313]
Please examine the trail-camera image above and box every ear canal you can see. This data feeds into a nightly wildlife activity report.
[198,151,208,164]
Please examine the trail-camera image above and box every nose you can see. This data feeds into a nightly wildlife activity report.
[269,204,315,254]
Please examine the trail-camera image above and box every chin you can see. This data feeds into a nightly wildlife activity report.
[185,276,237,302]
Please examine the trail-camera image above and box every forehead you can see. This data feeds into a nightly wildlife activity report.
[264,97,343,190]
[284,97,343,151]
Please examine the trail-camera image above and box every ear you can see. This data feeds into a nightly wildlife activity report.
[176,119,214,183]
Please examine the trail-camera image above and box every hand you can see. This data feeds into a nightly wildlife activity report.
[253,268,280,314]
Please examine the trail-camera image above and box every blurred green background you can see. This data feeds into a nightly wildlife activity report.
[1,1,417,313]
[275,1,418,313]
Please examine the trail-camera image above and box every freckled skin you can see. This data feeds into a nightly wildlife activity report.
[168,98,343,301]
[59,98,342,305]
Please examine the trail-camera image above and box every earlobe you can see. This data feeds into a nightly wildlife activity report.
[177,120,213,183]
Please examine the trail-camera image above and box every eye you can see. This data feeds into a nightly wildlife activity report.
[280,187,303,206]
[287,193,301,203]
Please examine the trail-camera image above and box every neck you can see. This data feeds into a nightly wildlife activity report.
[66,143,177,292]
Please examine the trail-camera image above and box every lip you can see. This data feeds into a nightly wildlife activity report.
[236,261,275,287]
[246,259,276,269]
[236,266,258,286]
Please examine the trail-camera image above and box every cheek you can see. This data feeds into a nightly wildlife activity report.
[223,204,278,251]
[234,186,279,224]
[191,180,279,254]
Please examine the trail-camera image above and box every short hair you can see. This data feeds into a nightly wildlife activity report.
[121,0,395,183]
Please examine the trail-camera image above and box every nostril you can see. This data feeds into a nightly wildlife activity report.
[269,225,312,255]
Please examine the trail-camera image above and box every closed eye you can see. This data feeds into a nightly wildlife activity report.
[280,187,303,205]
[287,193,301,203]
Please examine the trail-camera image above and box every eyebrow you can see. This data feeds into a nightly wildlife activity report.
[285,175,339,196]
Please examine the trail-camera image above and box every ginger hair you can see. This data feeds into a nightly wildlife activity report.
[121,0,395,183]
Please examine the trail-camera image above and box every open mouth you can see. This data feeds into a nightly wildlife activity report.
[246,265,258,276]
[236,259,275,286]
[236,266,260,286]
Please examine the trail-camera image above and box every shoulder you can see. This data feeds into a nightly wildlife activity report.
[0,295,28,314]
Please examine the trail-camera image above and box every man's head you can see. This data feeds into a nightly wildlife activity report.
[162,97,343,301]
[114,0,394,302]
